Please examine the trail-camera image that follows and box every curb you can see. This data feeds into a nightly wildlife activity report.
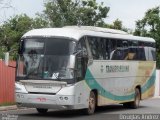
[0,105,17,111]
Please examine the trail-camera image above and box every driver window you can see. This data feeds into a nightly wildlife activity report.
[77,38,88,56]
[76,37,88,81]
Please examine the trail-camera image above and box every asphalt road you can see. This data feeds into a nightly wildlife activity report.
[1,98,160,120]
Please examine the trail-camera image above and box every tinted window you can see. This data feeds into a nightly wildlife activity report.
[138,42,146,60]
[127,41,138,60]
[45,38,76,55]
[110,39,117,60]
[88,37,95,59]
[23,39,44,54]
[105,39,110,60]
[88,37,105,60]
[77,38,88,56]
[110,39,128,60]
[151,50,156,61]
[87,37,155,61]
[98,38,106,60]
[137,48,146,60]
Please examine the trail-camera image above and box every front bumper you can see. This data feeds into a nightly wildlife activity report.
[16,93,75,110]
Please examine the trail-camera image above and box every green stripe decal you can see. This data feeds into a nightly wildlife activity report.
[141,70,156,93]
[85,69,156,101]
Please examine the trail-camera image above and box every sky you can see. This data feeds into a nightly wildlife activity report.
[0,0,160,30]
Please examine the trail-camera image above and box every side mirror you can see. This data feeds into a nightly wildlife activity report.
[4,52,9,66]
[69,55,75,68]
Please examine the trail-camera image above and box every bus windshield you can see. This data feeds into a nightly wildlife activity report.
[17,38,76,83]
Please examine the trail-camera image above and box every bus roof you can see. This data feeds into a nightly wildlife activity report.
[22,26,155,43]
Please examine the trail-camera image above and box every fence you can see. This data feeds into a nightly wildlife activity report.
[0,60,16,104]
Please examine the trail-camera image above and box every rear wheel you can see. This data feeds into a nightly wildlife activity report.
[83,91,96,115]
[36,108,48,114]
[130,88,140,109]
[123,88,140,109]
[123,102,130,108]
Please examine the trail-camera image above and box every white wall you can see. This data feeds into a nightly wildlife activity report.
[155,70,160,96]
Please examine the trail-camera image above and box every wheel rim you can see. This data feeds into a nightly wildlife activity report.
[135,90,140,107]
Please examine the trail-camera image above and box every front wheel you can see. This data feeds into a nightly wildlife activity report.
[36,108,48,114]
[83,91,96,115]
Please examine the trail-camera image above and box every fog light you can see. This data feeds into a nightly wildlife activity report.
[17,94,20,98]
[59,97,63,100]
[64,97,68,100]
[21,95,24,98]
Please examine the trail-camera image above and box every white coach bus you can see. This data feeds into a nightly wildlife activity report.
[12,26,156,115]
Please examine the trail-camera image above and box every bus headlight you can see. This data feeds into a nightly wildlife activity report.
[15,82,28,93]
[16,87,21,91]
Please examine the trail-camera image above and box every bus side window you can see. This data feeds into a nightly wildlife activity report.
[76,38,88,81]
[88,37,98,59]
[110,39,117,60]
[138,42,146,61]
[88,37,108,60]
[151,49,156,61]
[127,41,138,60]
[122,40,128,60]
[97,38,107,60]
[151,42,156,61]
[110,39,127,60]
[105,39,110,60]
[116,40,126,60]
[147,42,156,61]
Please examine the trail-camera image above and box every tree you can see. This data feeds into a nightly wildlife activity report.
[104,19,122,29]
[103,19,128,32]
[42,0,110,27]
[134,7,160,68]
[0,14,48,59]
[112,19,122,30]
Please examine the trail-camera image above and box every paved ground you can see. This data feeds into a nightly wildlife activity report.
[0,98,160,120]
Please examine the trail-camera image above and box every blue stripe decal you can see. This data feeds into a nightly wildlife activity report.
[85,69,156,101]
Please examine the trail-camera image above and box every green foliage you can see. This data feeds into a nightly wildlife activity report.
[42,0,110,27]
[134,7,160,68]
[0,14,48,60]
[104,19,122,29]
[103,19,128,32]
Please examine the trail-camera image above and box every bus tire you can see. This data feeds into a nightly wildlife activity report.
[83,91,96,115]
[123,102,130,108]
[36,108,48,114]
[130,88,140,109]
